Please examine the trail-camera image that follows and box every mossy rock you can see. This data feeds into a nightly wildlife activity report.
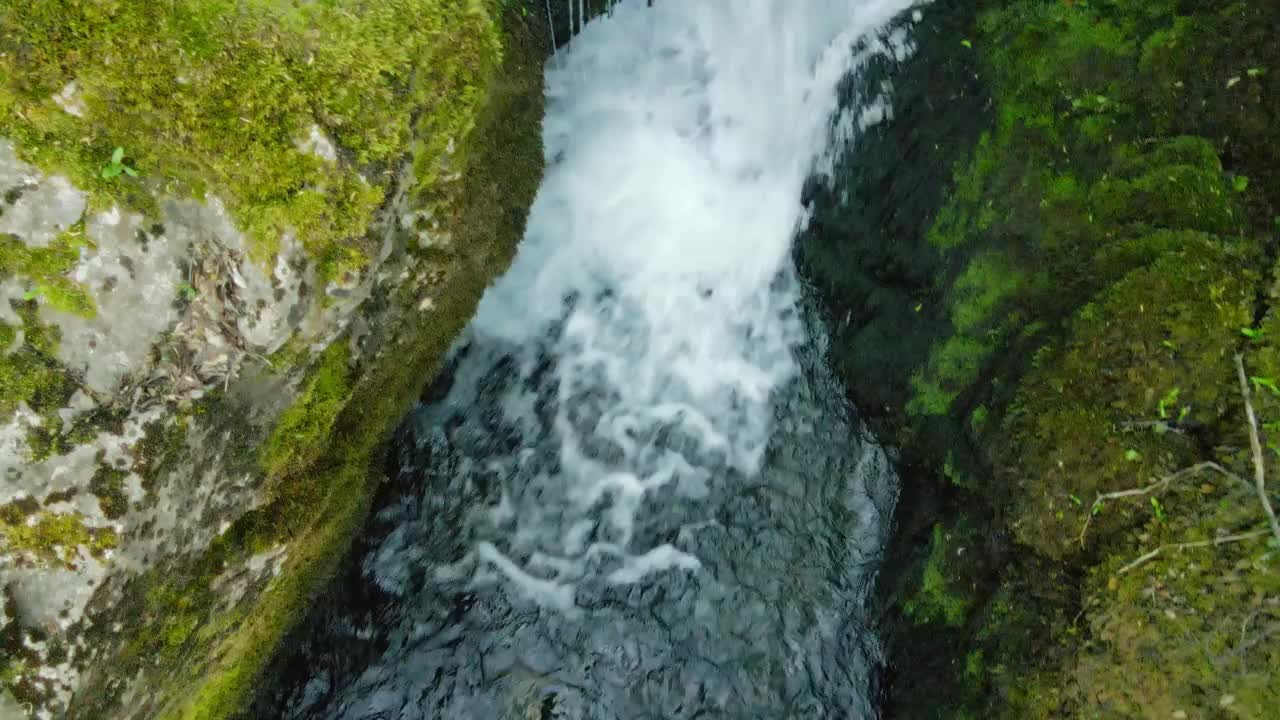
[1003,239,1256,559]
[0,0,550,716]
[1075,479,1279,718]
[0,0,502,278]
[863,0,1280,716]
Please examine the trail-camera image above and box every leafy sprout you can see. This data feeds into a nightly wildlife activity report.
[101,147,140,180]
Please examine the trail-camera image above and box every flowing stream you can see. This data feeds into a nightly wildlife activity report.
[262,1,919,717]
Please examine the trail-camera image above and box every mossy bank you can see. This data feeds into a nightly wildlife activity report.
[0,1,549,717]
[801,0,1280,717]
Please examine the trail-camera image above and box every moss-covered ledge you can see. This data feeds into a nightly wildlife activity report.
[98,10,545,720]
[802,0,1280,717]
[0,0,549,717]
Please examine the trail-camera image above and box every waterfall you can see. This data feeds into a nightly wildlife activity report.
[265,1,921,717]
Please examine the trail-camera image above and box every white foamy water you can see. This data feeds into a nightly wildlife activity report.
[266,4,924,716]
[449,0,919,610]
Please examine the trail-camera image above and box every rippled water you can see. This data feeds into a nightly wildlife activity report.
[259,1,920,717]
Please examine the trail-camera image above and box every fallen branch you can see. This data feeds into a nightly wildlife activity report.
[1078,462,1246,547]
[1116,529,1272,575]
[1233,354,1280,546]
[1117,419,1187,435]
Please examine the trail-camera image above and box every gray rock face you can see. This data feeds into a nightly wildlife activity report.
[0,140,87,248]
[0,136,387,716]
[260,301,896,719]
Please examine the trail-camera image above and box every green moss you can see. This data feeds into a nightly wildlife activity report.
[0,305,74,420]
[132,415,191,493]
[0,505,118,565]
[259,340,352,480]
[0,231,96,317]
[0,0,501,278]
[908,335,994,416]
[905,524,972,628]
[969,405,989,434]
[950,253,1026,334]
[1090,137,1240,235]
[963,649,984,682]
[928,133,999,250]
[89,464,130,520]
[909,252,1031,415]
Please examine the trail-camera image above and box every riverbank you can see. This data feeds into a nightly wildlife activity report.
[801,0,1280,716]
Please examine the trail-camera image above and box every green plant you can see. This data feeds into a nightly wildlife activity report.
[1250,375,1280,397]
[1241,326,1264,341]
[100,147,139,180]
[1157,387,1180,419]
[1150,496,1165,521]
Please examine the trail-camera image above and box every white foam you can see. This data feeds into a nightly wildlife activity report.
[452,0,916,610]
[476,541,577,614]
[607,544,701,585]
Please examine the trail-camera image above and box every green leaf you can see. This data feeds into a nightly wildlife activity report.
[111,147,125,164]
[1124,449,1142,462]
[122,165,139,178]
[1069,494,1082,507]
[961,39,973,49]
[1247,67,1266,78]
[1233,175,1250,193]
[1242,327,1264,340]
[21,288,41,301]
[1158,388,1180,419]
[1251,376,1280,396]
[101,165,122,179]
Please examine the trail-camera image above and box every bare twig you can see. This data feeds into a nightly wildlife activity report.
[1079,462,1247,547]
[1116,529,1272,575]
[1234,354,1280,546]
[1117,419,1186,435]
[1239,609,1262,668]
[244,350,275,370]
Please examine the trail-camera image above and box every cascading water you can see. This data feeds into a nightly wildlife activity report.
[260,1,920,717]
